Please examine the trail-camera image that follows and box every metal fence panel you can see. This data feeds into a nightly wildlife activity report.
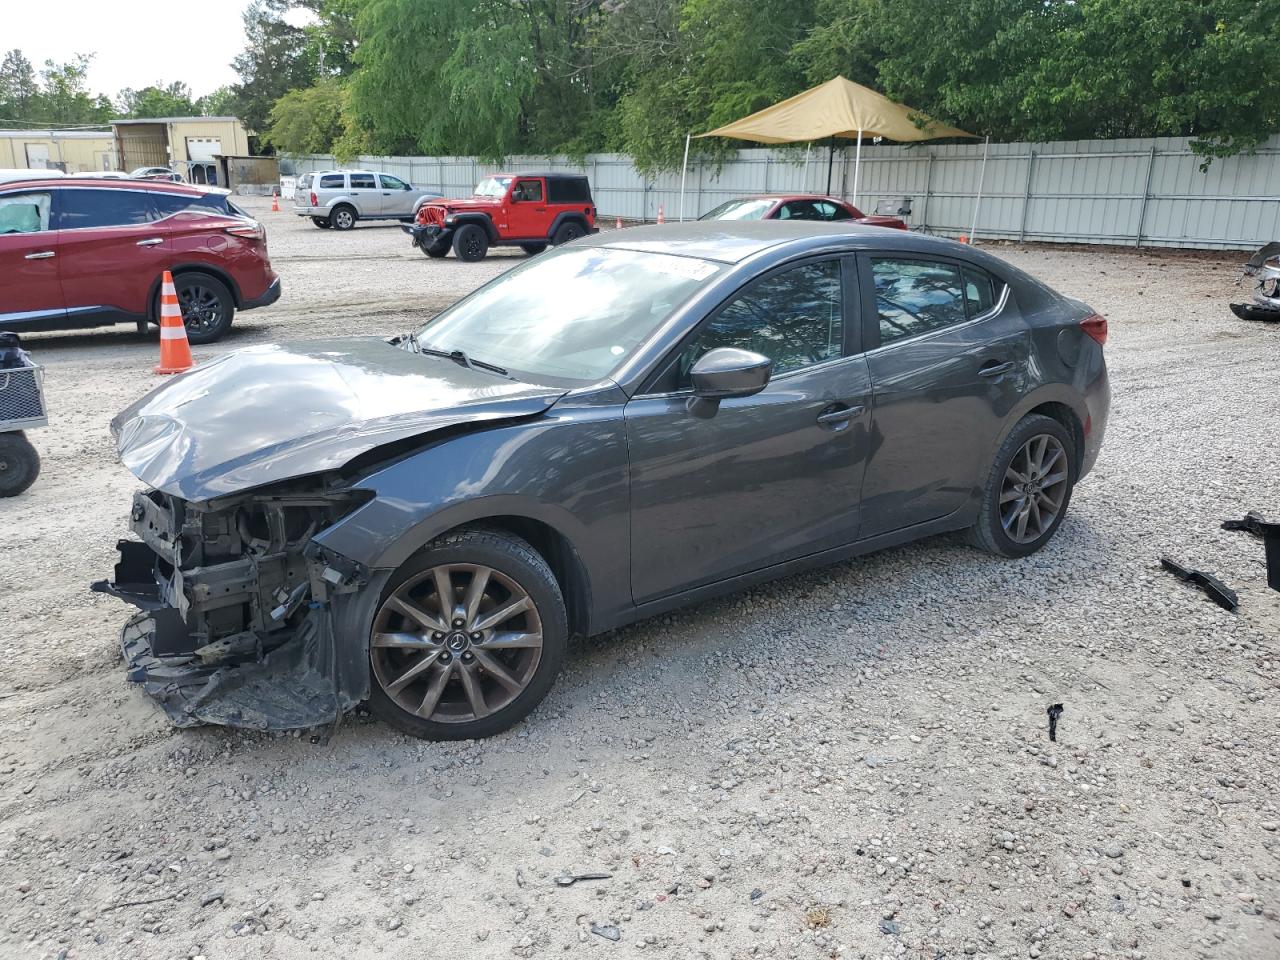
[278,134,1280,249]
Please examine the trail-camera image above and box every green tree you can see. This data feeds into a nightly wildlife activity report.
[196,86,238,116]
[119,81,197,118]
[38,55,113,125]
[0,49,41,121]
[230,0,321,133]
[263,79,348,154]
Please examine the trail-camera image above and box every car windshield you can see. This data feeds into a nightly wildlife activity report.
[473,176,512,198]
[416,246,722,384]
[700,198,776,221]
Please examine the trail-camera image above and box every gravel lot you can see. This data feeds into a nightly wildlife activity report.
[1,196,1278,960]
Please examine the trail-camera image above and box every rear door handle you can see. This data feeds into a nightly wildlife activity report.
[24,251,55,260]
[979,360,1014,378]
[816,404,865,426]
[136,238,163,247]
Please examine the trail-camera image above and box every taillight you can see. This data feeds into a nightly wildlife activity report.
[1080,313,1107,346]
[225,222,265,241]
[310,191,318,207]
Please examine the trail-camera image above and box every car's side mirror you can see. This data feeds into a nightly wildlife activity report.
[689,347,772,399]
[404,183,412,190]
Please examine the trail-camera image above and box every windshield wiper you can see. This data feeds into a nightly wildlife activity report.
[418,342,511,378]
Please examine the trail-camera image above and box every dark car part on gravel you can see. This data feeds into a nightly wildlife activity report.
[96,222,1109,741]
[1159,557,1239,612]
[1221,511,1280,591]
[1047,702,1064,742]
[1229,241,1280,322]
[555,872,612,887]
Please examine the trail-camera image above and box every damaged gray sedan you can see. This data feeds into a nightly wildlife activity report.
[97,222,1109,740]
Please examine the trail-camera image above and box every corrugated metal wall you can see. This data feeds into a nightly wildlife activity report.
[284,134,1280,249]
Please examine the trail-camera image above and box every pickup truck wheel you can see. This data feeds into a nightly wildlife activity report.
[330,205,357,231]
[367,527,568,740]
[311,217,331,229]
[453,224,489,262]
[0,432,40,497]
[520,243,547,256]
[551,221,585,246]
[171,272,235,345]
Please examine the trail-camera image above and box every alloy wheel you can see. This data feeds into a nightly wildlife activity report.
[335,209,354,229]
[999,434,1069,543]
[463,233,484,259]
[370,563,544,724]
[179,285,223,335]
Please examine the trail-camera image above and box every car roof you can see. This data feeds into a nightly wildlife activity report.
[0,177,219,196]
[577,220,960,264]
[493,172,587,180]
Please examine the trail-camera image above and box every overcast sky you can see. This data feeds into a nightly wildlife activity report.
[6,1,285,101]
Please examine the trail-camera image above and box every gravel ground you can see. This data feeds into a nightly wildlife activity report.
[1,196,1278,960]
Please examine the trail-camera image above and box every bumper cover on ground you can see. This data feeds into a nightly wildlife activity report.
[1230,301,1280,322]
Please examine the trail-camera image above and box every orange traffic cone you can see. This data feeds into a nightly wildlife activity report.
[154,271,194,375]
[657,205,665,225]
[271,191,280,213]
[615,215,622,230]
[957,234,969,244]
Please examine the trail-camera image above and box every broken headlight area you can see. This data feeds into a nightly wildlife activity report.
[92,483,376,732]
[1230,242,1280,323]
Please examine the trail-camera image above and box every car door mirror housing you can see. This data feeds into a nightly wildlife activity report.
[689,348,772,399]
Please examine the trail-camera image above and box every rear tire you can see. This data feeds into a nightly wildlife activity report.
[330,205,357,231]
[551,221,585,246]
[170,272,235,345]
[452,223,489,262]
[0,432,40,497]
[311,217,331,229]
[967,414,1076,557]
[366,527,568,740]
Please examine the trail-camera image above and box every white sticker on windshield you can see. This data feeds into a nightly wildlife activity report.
[649,256,719,282]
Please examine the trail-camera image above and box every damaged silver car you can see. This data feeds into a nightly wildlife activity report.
[96,222,1109,740]
[1230,242,1280,322]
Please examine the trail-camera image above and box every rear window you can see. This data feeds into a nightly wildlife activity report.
[318,174,345,189]
[297,173,312,189]
[55,188,156,229]
[547,177,591,204]
[151,192,233,219]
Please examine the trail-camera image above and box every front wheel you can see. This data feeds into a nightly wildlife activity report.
[311,217,331,229]
[367,528,567,740]
[452,223,489,262]
[0,432,40,497]
[968,414,1076,557]
[422,240,450,259]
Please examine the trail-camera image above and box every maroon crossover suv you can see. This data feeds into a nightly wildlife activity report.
[0,178,280,344]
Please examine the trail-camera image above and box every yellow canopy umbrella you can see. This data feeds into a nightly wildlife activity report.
[688,76,976,214]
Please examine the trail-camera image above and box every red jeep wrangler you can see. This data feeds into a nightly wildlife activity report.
[403,173,597,261]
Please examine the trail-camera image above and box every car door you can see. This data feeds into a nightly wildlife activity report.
[347,173,377,216]
[506,178,547,238]
[857,254,1029,539]
[625,256,873,603]
[0,189,63,327]
[378,173,412,216]
[55,186,168,322]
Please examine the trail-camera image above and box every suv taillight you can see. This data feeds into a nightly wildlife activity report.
[310,191,318,207]
[1080,313,1107,346]
[225,222,265,241]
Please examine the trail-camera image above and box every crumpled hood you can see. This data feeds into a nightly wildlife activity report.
[426,196,502,213]
[111,338,565,501]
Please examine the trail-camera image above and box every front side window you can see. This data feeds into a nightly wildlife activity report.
[872,258,966,346]
[379,174,408,190]
[417,247,722,384]
[318,174,345,189]
[512,179,543,202]
[56,189,155,230]
[349,173,376,189]
[677,259,845,386]
[699,198,776,221]
[0,192,52,233]
[474,176,512,198]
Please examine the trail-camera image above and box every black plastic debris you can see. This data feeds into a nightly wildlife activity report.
[1221,512,1280,591]
[879,919,901,935]
[1159,557,1239,612]
[590,922,622,942]
[1047,703,1064,742]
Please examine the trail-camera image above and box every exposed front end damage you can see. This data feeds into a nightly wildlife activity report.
[93,483,384,732]
[1230,241,1280,323]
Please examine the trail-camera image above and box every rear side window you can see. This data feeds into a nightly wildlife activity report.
[962,266,1002,316]
[297,173,312,189]
[0,192,52,233]
[349,173,376,189]
[318,174,345,189]
[871,258,966,345]
[151,192,232,218]
[547,177,591,204]
[56,189,156,229]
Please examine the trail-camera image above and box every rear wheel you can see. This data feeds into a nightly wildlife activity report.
[0,432,40,497]
[367,528,567,740]
[330,205,357,231]
[311,217,331,229]
[452,223,489,262]
[171,272,234,345]
[968,414,1076,557]
[551,221,585,246]
[521,242,547,256]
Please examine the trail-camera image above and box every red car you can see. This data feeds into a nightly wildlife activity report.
[405,173,597,261]
[0,178,280,344]
[699,194,908,230]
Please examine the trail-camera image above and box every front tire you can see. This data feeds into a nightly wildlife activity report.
[170,272,234,345]
[968,414,1076,557]
[330,205,357,231]
[367,528,568,740]
[452,223,489,262]
[311,217,331,229]
[0,432,40,497]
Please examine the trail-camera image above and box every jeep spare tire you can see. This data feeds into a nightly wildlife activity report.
[453,223,489,262]
[552,221,584,246]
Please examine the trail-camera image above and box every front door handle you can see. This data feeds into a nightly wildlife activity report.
[25,250,55,260]
[816,403,865,426]
[136,238,163,247]
[979,360,1014,378]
